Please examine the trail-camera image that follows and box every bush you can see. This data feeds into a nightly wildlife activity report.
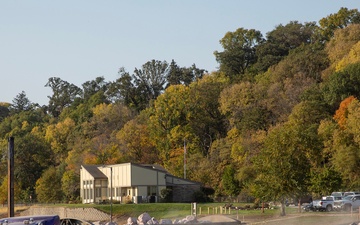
[193,190,213,203]
[160,188,173,203]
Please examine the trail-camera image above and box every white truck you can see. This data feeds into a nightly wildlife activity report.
[312,196,335,212]
[336,194,360,211]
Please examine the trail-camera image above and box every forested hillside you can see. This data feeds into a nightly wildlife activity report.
[0,7,360,208]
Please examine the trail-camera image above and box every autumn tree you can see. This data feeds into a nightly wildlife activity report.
[116,112,159,164]
[45,117,76,164]
[219,81,271,132]
[81,103,133,164]
[147,84,191,176]
[327,97,360,189]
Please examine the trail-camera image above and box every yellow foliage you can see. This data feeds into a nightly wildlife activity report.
[335,41,360,71]
[92,103,112,116]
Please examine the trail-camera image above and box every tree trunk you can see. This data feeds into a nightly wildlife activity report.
[280,201,286,216]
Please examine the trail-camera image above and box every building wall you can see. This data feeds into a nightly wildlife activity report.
[80,167,95,204]
[130,164,166,186]
[81,163,202,204]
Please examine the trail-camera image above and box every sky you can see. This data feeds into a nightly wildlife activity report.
[1,1,359,106]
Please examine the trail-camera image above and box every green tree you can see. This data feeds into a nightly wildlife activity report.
[10,91,36,114]
[35,166,64,203]
[61,170,80,202]
[45,77,83,117]
[214,28,264,80]
[321,62,360,111]
[253,21,318,73]
[319,7,360,41]
[222,165,240,197]
[15,131,53,199]
[166,60,206,87]
[252,123,311,216]
[81,76,109,102]
[133,60,168,108]
[0,102,10,122]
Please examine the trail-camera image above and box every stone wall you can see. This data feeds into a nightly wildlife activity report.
[20,206,110,222]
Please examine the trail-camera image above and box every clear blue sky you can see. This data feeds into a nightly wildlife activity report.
[1,1,359,105]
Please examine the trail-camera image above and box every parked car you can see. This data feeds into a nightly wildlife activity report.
[312,196,335,212]
[331,192,344,197]
[334,195,353,211]
[344,191,360,197]
[0,215,60,225]
[302,202,314,212]
[337,194,360,211]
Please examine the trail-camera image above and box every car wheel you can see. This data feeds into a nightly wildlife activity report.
[326,205,332,212]
[344,204,352,212]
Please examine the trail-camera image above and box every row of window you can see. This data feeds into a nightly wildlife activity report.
[83,186,158,200]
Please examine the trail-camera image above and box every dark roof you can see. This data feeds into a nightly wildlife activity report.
[82,165,107,179]
[139,163,170,174]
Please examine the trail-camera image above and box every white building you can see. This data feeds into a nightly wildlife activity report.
[80,162,201,204]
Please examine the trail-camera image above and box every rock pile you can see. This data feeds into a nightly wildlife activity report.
[126,213,209,225]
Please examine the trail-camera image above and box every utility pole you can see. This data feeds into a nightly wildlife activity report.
[8,137,14,217]
[184,138,186,179]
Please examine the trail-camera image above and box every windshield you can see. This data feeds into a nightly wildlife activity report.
[343,195,353,200]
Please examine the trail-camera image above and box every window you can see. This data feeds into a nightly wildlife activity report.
[95,188,101,197]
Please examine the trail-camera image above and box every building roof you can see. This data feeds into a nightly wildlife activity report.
[82,165,107,179]
[138,163,170,174]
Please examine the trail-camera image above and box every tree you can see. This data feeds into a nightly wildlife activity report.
[82,76,109,102]
[14,131,54,199]
[319,7,360,41]
[253,21,318,73]
[251,98,327,215]
[35,166,64,203]
[45,77,83,117]
[214,28,264,80]
[321,62,360,111]
[187,74,229,156]
[222,165,240,197]
[133,60,168,107]
[166,60,207,87]
[81,103,133,164]
[10,91,35,113]
[219,81,271,132]
[147,84,191,175]
[323,24,360,79]
[45,117,76,164]
[116,114,159,164]
[328,98,360,189]
[61,170,80,202]
[0,102,10,122]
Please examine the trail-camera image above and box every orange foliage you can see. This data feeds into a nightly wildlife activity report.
[333,96,356,128]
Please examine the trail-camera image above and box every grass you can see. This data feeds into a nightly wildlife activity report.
[2,203,360,225]
[95,202,295,220]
